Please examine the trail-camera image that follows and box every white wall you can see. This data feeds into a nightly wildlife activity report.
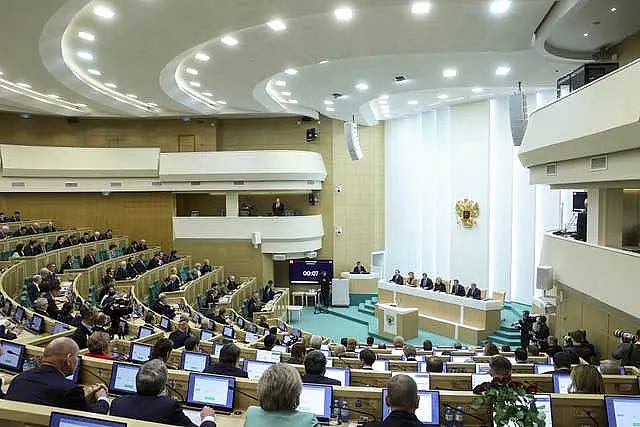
[385,94,561,304]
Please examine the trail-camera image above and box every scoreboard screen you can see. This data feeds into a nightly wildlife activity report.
[289,259,334,284]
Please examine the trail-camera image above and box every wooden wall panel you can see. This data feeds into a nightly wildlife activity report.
[176,194,227,216]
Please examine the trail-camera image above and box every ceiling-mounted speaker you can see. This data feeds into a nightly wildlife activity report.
[508,93,527,147]
[345,121,363,161]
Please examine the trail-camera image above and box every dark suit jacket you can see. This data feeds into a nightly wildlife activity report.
[352,265,368,274]
[60,260,73,272]
[52,241,64,250]
[272,202,285,216]
[152,302,176,320]
[451,284,466,297]
[43,226,56,233]
[391,275,403,285]
[114,267,128,281]
[70,322,93,349]
[301,374,341,386]
[364,411,422,427]
[6,365,109,414]
[82,254,97,268]
[27,282,40,303]
[420,277,433,289]
[110,394,215,427]
[434,283,446,292]
[467,288,481,300]
[24,245,36,256]
[147,258,161,270]
[134,260,147,274]
[204,363,249,378]
[45,292,61,319]
[169,329,192,349]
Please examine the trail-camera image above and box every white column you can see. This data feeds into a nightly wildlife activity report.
[226,192,239,217]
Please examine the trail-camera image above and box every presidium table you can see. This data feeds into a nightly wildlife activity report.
[375,281,504,343]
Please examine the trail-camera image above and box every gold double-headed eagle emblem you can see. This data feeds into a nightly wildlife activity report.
[455,198,479,228]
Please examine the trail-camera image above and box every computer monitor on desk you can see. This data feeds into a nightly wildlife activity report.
[129,342,152,364]
[49,412,126,427]
[109,362,140,395]
[534,394,553,427]
[200,329,215,341]
[137,325,154,339]
[52,322,69,335]
[159,316,171,330]
[373,360,390,371]
[28,313,45,333]
[552,373,572,394]
[243,360,274,380]
[534,364,555,374]
[325,367,350,386]
[181,351,210,373]
[222,326,235,339]
[186,373,235,412]
[472,374,492,389]
[382,389,440,426]
[212,343,224,358]
[297,384,333,422]
[13,306,25,324]
[605,395,640,427]
[0,341,26,373]
[392,372,430,390]
[244,332,259,343]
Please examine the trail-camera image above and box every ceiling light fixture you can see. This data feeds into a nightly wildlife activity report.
[379,94,389,100]
[217,100,227,105]
[74,103,87,108]
[48,94,61,99]
[324,100,334,105]
[87,68,102,76]
[411,2,432,15]
[495,66,511,76]
[284,68,298,75]
[267,19,287,32]
[318,60,329,64]
[126,94,137,99]
[94,5,115,19]
[610,7,617,12]
[355,82,369,91]
[583,33,589,37]
[16,83,31,88]
[437,94,449,100]
[281,91,291,96]
[472,87,484,93]
[77,51,93,61]
[78,31,95,41]
[195,52,210,62]
[202,92,213,97]
[275,80,286,87]
[326,107,335,112]
[378,99,388,105]
[185,68,199,75]
[104,82,117,88]
[147,103,158,107]
[334,7,354,21]
[408,100,418,105]
[490,1,511,14]
[443,68,457,78]
[221,35,239,46]
[189,81,201,87]
[288,99,299,104]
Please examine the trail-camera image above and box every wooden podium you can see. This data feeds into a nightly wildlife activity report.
[375,303,419,340]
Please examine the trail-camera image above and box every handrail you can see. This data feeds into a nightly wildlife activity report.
[0,227,93,259]
[114,257,192,303]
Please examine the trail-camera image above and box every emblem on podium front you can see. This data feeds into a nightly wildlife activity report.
[455,198,479,228]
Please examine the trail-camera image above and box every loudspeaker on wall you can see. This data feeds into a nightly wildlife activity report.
[536,265,553,290]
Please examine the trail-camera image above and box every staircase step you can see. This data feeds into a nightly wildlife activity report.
[493,329,521,338]
[371,297,378,303]
[364,302,376,311]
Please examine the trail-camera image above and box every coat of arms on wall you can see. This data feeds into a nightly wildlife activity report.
[455,198,479,228]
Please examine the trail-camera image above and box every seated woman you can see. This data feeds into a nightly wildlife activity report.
[85,331,113,360]
[34,297,49,317]
[433,277,447,292]
[484,342,500,356]
[569,365,604,394]
[57,302,75,325]
[406,272,418,287]
[200,259,213,274]
[257,315,270,330]
[244,363,319,427]
[162,274,182,292]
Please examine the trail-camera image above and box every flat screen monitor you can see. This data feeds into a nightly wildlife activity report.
[417,361,427,373]
[390,349,404,356]
[129,343,152,364]
[297,384,333,421]
[109,362,140,395]
[222,326,235,339]
[272,345,288,354]
[13,306,25,323]
[212,343,224,358]
[181,351,210,373]
[325,367,350,386]
[595,365,625,375]
[2,299,11,316]
[49,412,126,427]
[137,325,154,338]
[382,389,440,426]
[392,372,430,390]
[66,356,81,384]
[53,322,70,335]
[404,354,426,362]
[372,360,390,371]
[552,373,571,394]
[186,373,235,411]
[28,313,44,333]
[244,332,259,344]
[159,316,171,330]
[534,394,553,427]
[0,294,4,307]
[118,319,128,336]
[476,363,490,374]
[236,317,244,328]
[246,323,257,333]
[243,360,274,380]
[256,349,280,363]
[320,349,331,359]
[207,319,214,330]
[0,341,26,372]
[193,312,201,325]
[451,355,472,363]
[289,259,334,284]
[326,358,333,368]
[534,364,555,374]
[200,329,215,341]
[263,329,271,336]
[279,321,287,331]
[472,374,492,389]
[291,328,301,338]
[282,335,292,345]
[606,395,640,427]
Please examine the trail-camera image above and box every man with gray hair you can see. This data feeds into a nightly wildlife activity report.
[111,359,216,426]
[301,350,340,386]
[364,374,422,426]
[309,335,322,350]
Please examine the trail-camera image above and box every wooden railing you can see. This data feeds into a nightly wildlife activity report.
[113,256,191,303]
[162,266,224,307]
[2,218,54,233]
[0,227,93,259]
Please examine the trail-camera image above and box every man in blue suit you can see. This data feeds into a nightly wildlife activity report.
[300,350,341,386]
[6,337,109,413]
[466,282,482,300]
[204,343,248,378]
[110,359,216,426]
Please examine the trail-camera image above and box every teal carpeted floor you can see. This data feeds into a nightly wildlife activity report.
[286,297,531,347]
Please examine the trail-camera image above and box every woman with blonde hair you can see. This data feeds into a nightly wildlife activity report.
[244,363,319,426]
[569,364,604,394]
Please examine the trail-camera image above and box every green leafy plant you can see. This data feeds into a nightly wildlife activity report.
[472,377,546,427]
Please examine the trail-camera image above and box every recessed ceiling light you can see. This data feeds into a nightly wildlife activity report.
[217,100,227,105]
[185,68,198,75]
[87,68,102,76]
[379,94,389,100]
[378,99,388,105]
[437,94,449,100]
[495,66,511,76]
[472,87,484,93]
[610,7,617,12]
[195,52,210,62]
[147,102,158,107]
[189,81,201,87]
[318,60,329,64]
[411,2,432,15]
[334,7,353,21]
[281,91,291,96]
[326,107,335,112]
[267,19,287,32]
[74,103,87,107]
[48,94,61,99]
[202,92,213,97]
[16,83,31,88]
[275,80,286,87]
[94,5,115,19]
[443,68,457,78]
[355,82,369,91]
[583,33,589,37]
[221,35,239,46]
[126,94,137,99]
[324,100,334,105]
[408,100,418,105]
[284,68,298,76]
[490,1,511,14]
[104,82,117,89]
[78,31,95,41]
[288,99,298,104]
[77,51,93,61]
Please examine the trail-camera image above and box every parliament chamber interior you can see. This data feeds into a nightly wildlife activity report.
[0,1,639,426]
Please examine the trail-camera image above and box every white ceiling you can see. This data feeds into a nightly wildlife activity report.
[0,0,636,125]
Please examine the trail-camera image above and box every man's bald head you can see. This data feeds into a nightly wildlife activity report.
[386,374,420,413]
[42,337,79,376]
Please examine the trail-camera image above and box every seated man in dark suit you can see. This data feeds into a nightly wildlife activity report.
[261,281,275,303]
[89,231,101,242]
[114,261,129,281]
[247,293,261,319]
[23,240,37,256]
[82,248,98,268]
[152,293,176,319]
[288,343,307,365]
[147,253,163,270]
[419,273,433,290]
[70,304,95,349]
[13,226,28,237]
[133,255,147,274]
[79,232,91,244]
[51,235,66,250]
[27,222,40,235]
[60,255,73,273]
[450,279,466,297]
[211,307,227,326]
[44,283,62,320]
[6,337,109,414]
[125,258,139,278]
[168,314,193,349]
[364,375,422,427]
[301,350,341,386]
[138,239,148,251]
[390,269,403,285]
[111,359,216,426]
[352,261,368,274]
[0,225,9,239]
[204,343,249,378]
[27,274,42,305]
[466,282,482,300]
[12,211,21,222]
[226,275,238,291]
[43,221,56,233]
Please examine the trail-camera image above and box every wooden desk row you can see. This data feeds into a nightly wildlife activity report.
[115,256,192,303]
[0,227,93,257]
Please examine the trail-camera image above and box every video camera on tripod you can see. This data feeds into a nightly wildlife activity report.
[614,329,638,343]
